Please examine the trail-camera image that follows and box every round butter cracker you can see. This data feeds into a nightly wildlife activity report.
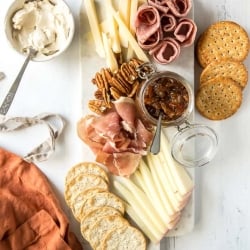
[64,173,109,207]
[103,225,146,250]
[80,206,122,242]
[197,21,249,67]
[65,161,109,185]
[79,190,125,218]
[71,187,107,221]
[200,60,248,88]
[87,215,129,249]
[196,77,242,120]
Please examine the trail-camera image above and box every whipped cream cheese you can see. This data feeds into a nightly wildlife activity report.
[11,0,73,57]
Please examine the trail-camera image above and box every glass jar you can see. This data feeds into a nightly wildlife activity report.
[136,63,218,168]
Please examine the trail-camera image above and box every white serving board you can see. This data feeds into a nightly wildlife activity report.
[79,1,195,249]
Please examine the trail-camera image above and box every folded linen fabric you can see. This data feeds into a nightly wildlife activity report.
[0,148,83,250]
[0,113,65,162]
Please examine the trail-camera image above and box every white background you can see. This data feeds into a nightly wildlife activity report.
[1,1,250,250]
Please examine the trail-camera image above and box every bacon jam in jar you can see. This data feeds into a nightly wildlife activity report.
[136,71,193,127]
[136,64,218,168]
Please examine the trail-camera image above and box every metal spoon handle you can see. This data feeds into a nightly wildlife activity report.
[0,51,34,115]
[150,113,162,154]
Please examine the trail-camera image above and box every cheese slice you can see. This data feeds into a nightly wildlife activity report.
[160,131,194,195]
[147,154,181,212]
[102,32,118,72]
[125,203,162,243]
[139,160,177,219]
[112,11,149,62]
[126,0,138,61]
[84,0,105,58]
[118,0,131,48]
[104,0,121,53]
[113,180,165,236]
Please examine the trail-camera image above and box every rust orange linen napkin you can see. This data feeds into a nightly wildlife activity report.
[0,147,83,250]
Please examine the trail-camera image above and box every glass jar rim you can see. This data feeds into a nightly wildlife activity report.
[138,71,194,127]
[171,123,218,168]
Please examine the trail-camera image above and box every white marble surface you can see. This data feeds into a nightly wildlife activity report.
[1,1,250,250]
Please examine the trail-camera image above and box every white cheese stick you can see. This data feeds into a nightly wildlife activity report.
[160,131,194,195]
[112,11,149,62]
[126,0,138,60]
[119,177,166,232]
[158,150,192,201]
[84,0,105,58]
[102,32,118,72]
[132,170,147,191]
[104,0,121,53]
[138,160,180,222]
[113,180,166,237]
[125,203,163,243]
[146,154,181,212]
[151,150,188,204]
[118,0,131,48]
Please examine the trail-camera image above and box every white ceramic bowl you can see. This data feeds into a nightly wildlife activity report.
[5,0,75,61]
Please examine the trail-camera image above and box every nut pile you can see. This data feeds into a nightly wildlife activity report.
[88,58,144,115]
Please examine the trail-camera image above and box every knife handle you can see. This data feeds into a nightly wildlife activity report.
[0,48,36,115]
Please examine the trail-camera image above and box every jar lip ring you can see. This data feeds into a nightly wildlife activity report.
[171,123,218,168]
[138,71,194,127]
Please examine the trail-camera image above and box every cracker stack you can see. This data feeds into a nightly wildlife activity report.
[64,162,146,250]
[196,21,250,120]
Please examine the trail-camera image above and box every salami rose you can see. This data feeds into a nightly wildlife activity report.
[148,0,170,13]
[149,37,181,64]
[134,5,161,44]
[174,17,197,47]
[166,0,192,17]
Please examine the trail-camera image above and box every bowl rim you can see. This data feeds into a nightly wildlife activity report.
[4,0,75,62]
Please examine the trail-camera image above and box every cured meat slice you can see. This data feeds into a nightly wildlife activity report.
[148,0,170,13]
[149,37,181,64]
[166,0,192,17]
[113,97,136,133]
[134,0,197,64]
[160,13,177,33]
[77,97,153,177]
[77,115,104,154]
[96,151,142,177]
[138,30,162,50]
[91,111,121,139]
[134,4,160,44]
[174,18,197,47]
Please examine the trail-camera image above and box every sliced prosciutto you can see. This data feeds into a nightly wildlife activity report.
[149,37,181,64]
[174,17,197,47]
[134,4,161,44]
[77,97,153,177]
[166,0,192,17]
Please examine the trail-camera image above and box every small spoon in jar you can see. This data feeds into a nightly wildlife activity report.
[150,112,163,155]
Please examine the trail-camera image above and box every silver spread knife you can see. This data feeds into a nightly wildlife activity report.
[0,48,37,115]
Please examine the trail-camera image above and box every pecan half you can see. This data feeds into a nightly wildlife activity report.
[94,89,104,100]
[110,87,124,100]
[128,80,140,98]
[88,100,109,115]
